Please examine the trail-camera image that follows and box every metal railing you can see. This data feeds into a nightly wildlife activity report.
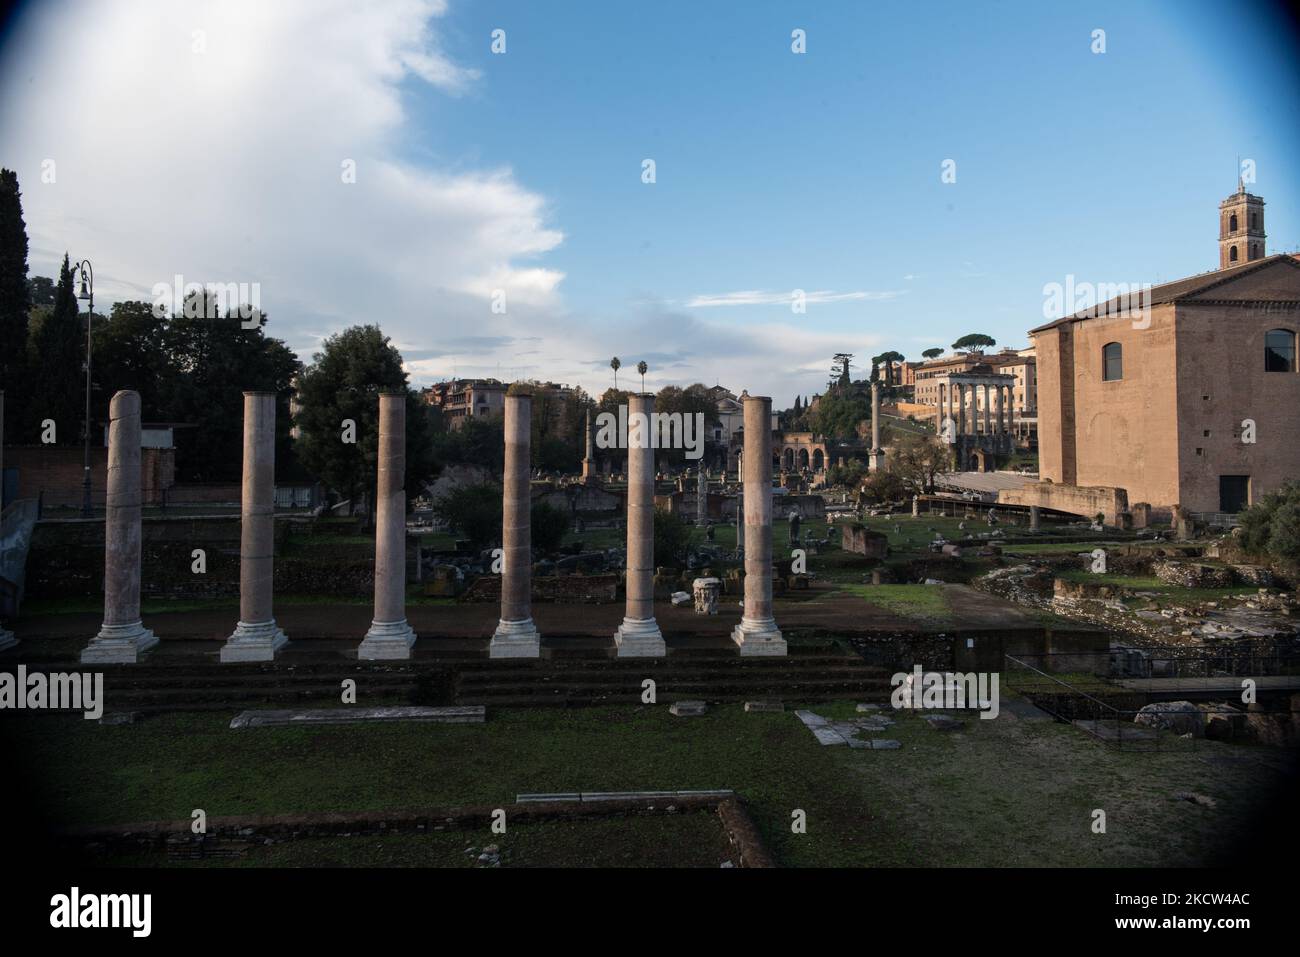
[1003,654,1188,751]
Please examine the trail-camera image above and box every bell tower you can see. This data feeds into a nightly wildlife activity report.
[1219,181,1266,269]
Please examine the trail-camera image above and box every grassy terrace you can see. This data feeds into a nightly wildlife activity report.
[11,697,1292,867]
[1054,569,1262,604]
[837,584,953,624]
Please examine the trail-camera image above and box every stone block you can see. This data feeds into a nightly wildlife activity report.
[669,700,707,716]
[230,705,485,729]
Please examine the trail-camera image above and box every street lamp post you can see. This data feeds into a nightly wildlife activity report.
[71,260,94,518]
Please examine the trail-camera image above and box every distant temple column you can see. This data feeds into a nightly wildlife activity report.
[696,466,708,527]
[581,409,597,485]
[868,380,885,472]
[0,391,16,652]
[221,392,288,662]
[615,393,665,656]
[996,385,1006,434]
[732,394,786,656]
[359,393,417,660]
[982,384,991,435]
[81,390,159,663]
[491,391,541,657]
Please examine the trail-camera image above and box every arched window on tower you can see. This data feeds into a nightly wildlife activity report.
[1230,245,1239,262]
[1102,342,1123,381]
[1230,213,1238,232]
[1265,329,1296,372]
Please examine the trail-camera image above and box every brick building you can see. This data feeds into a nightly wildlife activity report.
[1031,189,1300,514]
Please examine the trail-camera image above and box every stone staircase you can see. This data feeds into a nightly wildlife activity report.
[2,644,891,715]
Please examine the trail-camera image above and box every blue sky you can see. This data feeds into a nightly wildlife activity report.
[3,0,1297,403]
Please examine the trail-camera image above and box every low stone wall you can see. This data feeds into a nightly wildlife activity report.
[997,481,1129,525]
[1152,561,1234,589]
[461,573,619,604]
[55,795,775,867]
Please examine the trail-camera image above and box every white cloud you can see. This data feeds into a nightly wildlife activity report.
[686,289,904,308]
[0,0,560,357]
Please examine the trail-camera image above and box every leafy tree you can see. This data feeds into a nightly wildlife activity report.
[652,506,691,568]
[293,324,434,514]
[861,467,908,503]
[888,432,951,494]
[91,300,170,423]
[25,255,84,445]
[877,350,906,387]
[951,333,996,353]
[432,414,504,475]
[0,169,30,427]
[922,347,944,360]
[808,391,870,441]
[827,459,868,488]
[431,482,501,549]
[654,382,720,468]
[162,292,300,482]
[531,500,571,554]
[1238,482,1300,563]
[27,275,55,307]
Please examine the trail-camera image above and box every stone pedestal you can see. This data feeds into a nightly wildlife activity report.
[692,577,720,614]
[221,392,288,663]
[615,393,665,657]
[359,393,417,660]
[81,391,159,664]
[491,392,540,658]
[732,394,786,656]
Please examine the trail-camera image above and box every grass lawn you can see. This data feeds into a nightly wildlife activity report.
[11,697,1290,867]
[838,584,954,624]
[1002,541,1123,556]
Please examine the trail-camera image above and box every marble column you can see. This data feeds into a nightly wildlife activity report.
[491,392,541,657]
[695,466,708,527]
[0,390,15,652]
[581,409,597,485]
[359,393,417,660]
[982,384,991,436]
[995,385,1005,434]
[221,392,288,662]
[615,392,665,656]
[732,394,785,656]
[81,391,159,663]
[868,380,885,472]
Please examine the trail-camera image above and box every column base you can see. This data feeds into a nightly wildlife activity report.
[614,617,666,657]
[867,450,886,473]
[358,619,417,660]
[81,621,159,664]
[490,618,540,658]
[221,620,288,662]
[731,618,787,657]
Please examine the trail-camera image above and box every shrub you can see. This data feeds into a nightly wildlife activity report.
[530,501,571,554]
[430,482,501,549]
[1238,482,1300,563]
[653,507,692,568]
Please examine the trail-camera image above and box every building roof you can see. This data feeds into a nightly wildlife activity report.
[1030,253,1300,335]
